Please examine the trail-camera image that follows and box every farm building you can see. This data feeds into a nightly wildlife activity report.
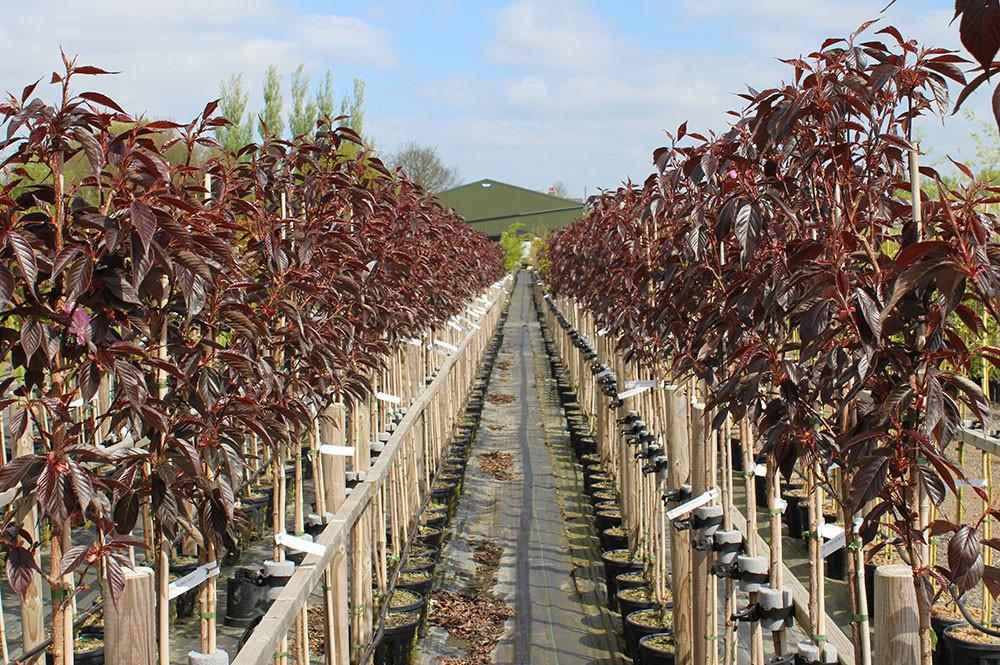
[437,178,584,238]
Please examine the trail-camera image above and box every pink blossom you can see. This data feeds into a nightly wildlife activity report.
[69,307,91,344]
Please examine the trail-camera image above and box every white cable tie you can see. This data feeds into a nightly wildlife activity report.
[168,561,220,599]
[319,444,355,457]
[667,487,719,521]
[275,532,326,557]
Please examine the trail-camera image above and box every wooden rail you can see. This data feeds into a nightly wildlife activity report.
[231,278,510,665]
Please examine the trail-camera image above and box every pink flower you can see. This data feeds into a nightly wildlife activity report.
[727,169,738,179]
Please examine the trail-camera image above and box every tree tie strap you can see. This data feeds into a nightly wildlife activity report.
[851,614,869,623]
[199,611,216,620]
[848,539,863,551]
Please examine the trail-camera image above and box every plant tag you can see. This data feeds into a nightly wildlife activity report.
[319,445,355,457]
[375,392,402,405]
[821,531,845,559]
[597,328,609,336]
[667,487,719,521]
[619,385,651,400]
[69,398,84,408]
[479,294,491,303]
[596,369,613,379]
[624,380,656,390]
[957,479,989,488]
[434,340,458,352]
[754,464,767,477]
[168,561,220,599]
[404,337,423,347]
[447,320,463,331]
[470,307,486,317]
[276,532,326,557]
[773,498,787,513]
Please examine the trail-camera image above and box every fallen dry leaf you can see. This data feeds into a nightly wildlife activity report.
[478,451,514,481]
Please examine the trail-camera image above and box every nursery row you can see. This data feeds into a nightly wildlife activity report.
[540,23,1000,665]
[0,54,505,665]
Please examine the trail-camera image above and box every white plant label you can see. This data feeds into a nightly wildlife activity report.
[957,479,989,488]
[319,445,355,457]
[753,464,767,477]
[276,532,326,557]
[434,340,458,352]
[667,487,720,521]
[375,392,402,405]
[821,532,846,559]
[168,562,220,599]
[619,385,651,400]
[404,337,423,347]
[597,327,609,336]
[624,380,656,390]
[447,320,463,331]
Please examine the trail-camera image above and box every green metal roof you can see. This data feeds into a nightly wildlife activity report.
[437,179,584,238]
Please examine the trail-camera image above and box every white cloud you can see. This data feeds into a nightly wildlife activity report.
[297,15,398,69]
[490,0,615,72]
[506,76,550,106]
[0,0,397,123]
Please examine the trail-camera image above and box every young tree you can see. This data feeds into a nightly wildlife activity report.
[259,65,284,139]
[288,64,318,138]
[548,181,569,198]
[387,142,461,192]
[216,73,253,154]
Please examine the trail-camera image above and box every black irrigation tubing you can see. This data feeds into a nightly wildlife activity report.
[950,584,1000,636]
[355,325,505,665]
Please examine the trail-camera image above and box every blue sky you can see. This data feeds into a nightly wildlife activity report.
[0,0,991,197]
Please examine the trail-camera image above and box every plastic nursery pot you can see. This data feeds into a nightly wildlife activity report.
[373,611,421,665]
[617,588,662,653]
[401,556,436,575]
[594,500,620,514]
[416,525,443,548]
[730,438,745,473]
[638,633,676,665]
[943,622,1000,665]
[602,527,629,552]
[46,627,104,665]
[591,489,620,508]
[626,608,673,665]
[596,510,622,535]
[224,566,270,627]
[933,611,968,665]
[421,510,448,528]
[409,544,441,563]
[825,547,846,581]
[395,570,434,599]
[600,549,644,612]
[388,589,425,614]
[616,571,648,592]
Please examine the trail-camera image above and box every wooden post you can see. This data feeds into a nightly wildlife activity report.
[664,386,692,665]
[873,565,920,665]
[104,566,155,665]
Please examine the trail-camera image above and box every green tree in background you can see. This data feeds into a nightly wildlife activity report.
[500,223,527,271]
[316,69,335,122]
[216,73,253,154]
[289,64,318,137]
[340,77,367,139]
[259,65,284,139]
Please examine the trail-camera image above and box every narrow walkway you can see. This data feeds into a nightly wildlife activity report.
[416,272,625,665]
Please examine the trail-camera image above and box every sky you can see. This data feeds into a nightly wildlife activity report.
[0,0,992,198]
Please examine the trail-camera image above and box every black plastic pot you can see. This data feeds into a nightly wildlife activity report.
[730,438,744,473]
[389,590,425,614]
[421,511,447,528]
[47,627,104,665]
[601,528,628,552]
[373,612,420,665]
[616,572,648,592]
[596,510,622,535]
[618,591,661,654]
[825,547,846,580]
[783,495,806,539]
[638,634,676,665]
[933,613,966,665]
[396,573,434,599]
[600,549,644,611]
[943,622,1000,665]
[416,526,443,548]
[224,567,270,627]
[626,609,673,665]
